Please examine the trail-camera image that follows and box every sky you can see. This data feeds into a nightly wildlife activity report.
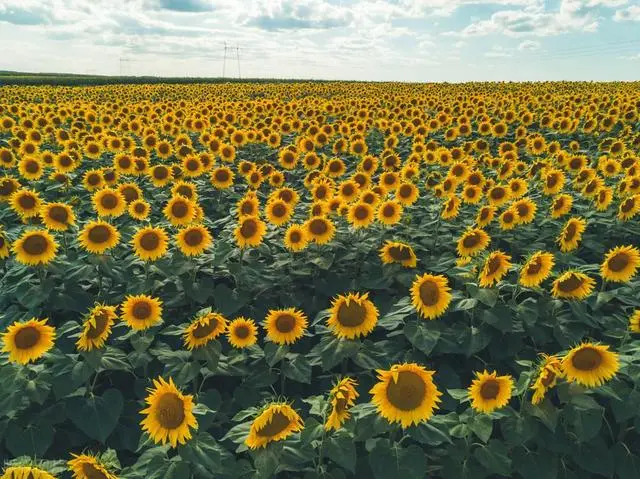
[0,0,639,81]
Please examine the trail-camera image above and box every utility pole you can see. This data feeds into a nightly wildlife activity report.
[236,44,241,80]
[119,57,131,75]
[222,42,227,78]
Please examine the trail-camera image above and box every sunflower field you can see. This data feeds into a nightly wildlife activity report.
[0,81,640,479]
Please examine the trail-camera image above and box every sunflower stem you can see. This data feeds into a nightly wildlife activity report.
[431,215,442,257]
[89,370,100,395]
[280,363,286,396]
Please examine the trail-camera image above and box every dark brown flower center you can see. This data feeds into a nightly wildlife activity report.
[275,314,296,333]
[487,256,503,275]
[256,411,291,437]
[571,347,602,371]
[82,463,108,479]
[22,234,48,255]
[480,379,500,400]
[382,204,396,218]
[272,203,287,218]
[192,317,217,338]
[388,245,412,261]
[155,392,185,429]
[184,229,204,247]
[621,199,634,213]
[526,257,543,275]
[385,370,426,411]
[88,225,111,244]
[564,222,577,241]
[132,301,152,319]
[121,187,139,203]
[557,273,583,293]
[419,280,439,306]
[14,326,41,349]
[607,252,629,272]
[140,232,160,251]
[100,193,118,210]
[240,219,258,238]
[234,324,250,339]
[462,232,481,249]
[289,231,302,243]
[354,205,369,220]
[215,170,230,182]
[154,166,169,179]
[19,194,37,210]
[86,311,110,339]
[337,299,366,327]
[48,205,69,224]
[309,218,328,235]
[25,160,40,174]
[171,201,189,218]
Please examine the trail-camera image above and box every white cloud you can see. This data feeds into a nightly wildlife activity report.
[613,5,640,21]
[485,45,513,57]
[518,40,540,50]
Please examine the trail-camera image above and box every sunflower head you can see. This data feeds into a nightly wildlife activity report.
[264,308,308,345]
[227,317,258,349]
[234,216,267,248]
[519,251,555,288]
[68,452,119,479]
[410,273,452,320]
[2,318,56,364]
[530,354,564,405]
[184,312,227,350]
[457,227,490,257]
[284,224,309,252]
[377,199,403,225]
[79,220,120,255]
[76,304,118,352]
[245,402,304,449]
[325,377,359,431]
[2,465,56,479]
[327,292,378,339]
[479,251,512,288]
[551,271,595,300]
[93,188,126,218]
[601,245,640,283]
[121,294,163,330]
[379,240,417,268]
[305,216,335,245]
[176,225,212,257]
[13,229,58,266]
[561,343,619,388]
[132,226,169,261]
[468,370,513,413]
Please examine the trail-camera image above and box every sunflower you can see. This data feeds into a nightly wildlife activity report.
[163,195,195,227]
[211,166,235,189]
[325,377,359,431]
[530,354,564,405]
[376,199,403,225]
[629,310,640,333]
[129,199,151,220]
[0,176,21,202]
[2,318,56,364]
[118,183,143,204]
[10,188,42,218]
[245,402,304,449]
[479,251,512,287]
[519,251,555,288]
[1,466,56,479]
[18,156,43,180]
[348,201,375,228]
[600,245,640,283]
[40,202,75,231]
[558,217,586,253]
[93,188,126,218]
[264,308,307,345]
[284,224,309,252]
[132,226,169,261]
[265,199,292,227]
[410,273,452,320]
[542,169,565,195]
[618,195,640,221]
[441,196,460,220]
[396,182,419,205]
[237,194,260,218]
[305,216,335,245]
[594,187,613,211]
[550,194,573,219]
[82,169,105,191]
[499,209,517,231]
[172,181,198,202]
[184,312,227,350]
[227,317,258,349]
[121,294,163,330]
[457,228,490,257]
[551,271,595,300]
[487,185,510,207]
[512,197,536,224]
[140,377,197,447]
[561,343,619,388]
[234,216,267,248]
[327,292,378,339]
[68,453,118,479]
[476,205,496,227]
[176,225,212,257]
[379,240,417,267]
[149,164,173,187]
[370,363,442,428]
[13,229,58,266]
[0,231,9,259]
[78,220,120,255]
[76,304,117,351]
[468,370,513,413]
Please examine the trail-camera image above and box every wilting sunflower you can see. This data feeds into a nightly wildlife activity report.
[79,220,120,255]
[629,310,640,333]
[13,229,58,266]
[325,377,359,431]
[561,342,619,387]
[348,201,375,228]
[530,354,564,405]
[410,273,452,320]
[327,292,378,339]
[245,402,304,449]
[457,228,490,257]
[284,224,309,252]
[558,217,586,252]
[469,370,513,413]
[10,188,42,218]
[601,245,640,283]
[377,199,403,225]
[1,466,56,479]
[40,202,75,231]
[93,188,126,218]
[370,363,442,428]
[176,225,212,257]
[551,271,595,300]
[479,251,512,288]
[140,377,198,447]
[227,317,258,348]
[76,304,117,351]
[121,294,163,330]
[519,251,555,288]
[379,240,417,267]
[68,453,118,479]
[132,226,169,261]
[2,318,56,364]
[163,196,195,227]
[264,308,308,345]
[184,312,227,350]
[234,216,267,248]
[305,216,335,245]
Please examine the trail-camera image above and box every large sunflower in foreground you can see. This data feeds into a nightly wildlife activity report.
[327,292,378,339]
[227,317,258,349]
[551,271,595,300]
[79,220,120,254]
[519,251,555,288]
[456,227,490,257]
[264,308,308,345]
[140,377,198,447]
[601,245,640,283]
[68,453,118,479]
[176,225,212,257]
[410,273,452,320]
[530,354,564,405]
[13,229,58,266]
[370,363,442,428]
[245,402,304,449]
[325,377,359,431]
[561,343,619,387]
[132,226,169,261]
[76,304,118,351]
[379,240,417,267]
[478,251,512,288]
[183,312,227,350]
[1,465,56,479]
[234,216,267,248]
[468,370,513,413]
[121,294,163,330]
[2,318,56,364]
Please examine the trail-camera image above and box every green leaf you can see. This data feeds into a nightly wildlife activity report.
[67,388,124,443]
[326,431,356,472]
[282,355,312,383]
[5,421,53,457]
[480,305,512,332]
[263,342,289,367]
[613,442,640,479]
[404,321,440,355]
[453,298,478,311]
[469,414,493,443]
[368,440,426,479]
[178,432,222,475]
[474,439,512,476]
